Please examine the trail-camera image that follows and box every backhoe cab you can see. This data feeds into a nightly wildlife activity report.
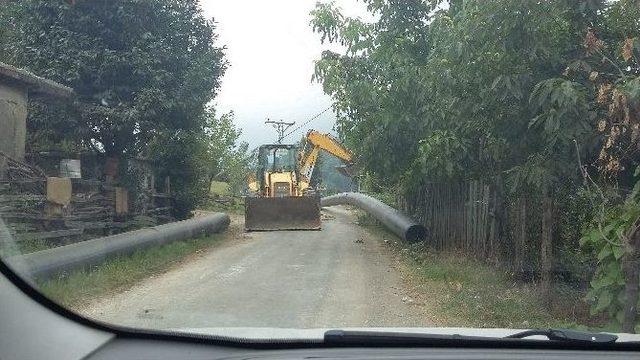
[245,130,353,231]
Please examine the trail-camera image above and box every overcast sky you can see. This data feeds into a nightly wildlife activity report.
[200,1,368,148]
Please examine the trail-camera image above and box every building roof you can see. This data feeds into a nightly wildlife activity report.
[0,62,74,98]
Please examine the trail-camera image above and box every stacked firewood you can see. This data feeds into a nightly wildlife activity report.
[0,152,47,236]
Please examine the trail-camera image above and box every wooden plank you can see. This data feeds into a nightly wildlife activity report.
[64,221,122,230]
[146,206,172,213]
[0,194,46,202]
[464,181,470,250]
[16,228,83,242]
[488,185,496,257]
[46,177,72,206]
[0,179,44,184]
[470,181,476,251]
[0,213,51,220]
[482,183,490,255]
[115,187,129,215]
[517,197,527,272]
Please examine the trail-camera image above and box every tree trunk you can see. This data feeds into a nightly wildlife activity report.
[622,223,640,333]
[540,190,554,307]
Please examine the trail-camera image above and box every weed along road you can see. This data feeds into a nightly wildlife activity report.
[80,206,430,329]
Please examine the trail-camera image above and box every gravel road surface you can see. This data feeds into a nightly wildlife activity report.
[80,206,430,329]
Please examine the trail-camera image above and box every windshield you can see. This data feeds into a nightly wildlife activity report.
[260,147,297,172]
[1,0,640,345]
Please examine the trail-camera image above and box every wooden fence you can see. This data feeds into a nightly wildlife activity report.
[400,180,496,253]
[398,179,542,273]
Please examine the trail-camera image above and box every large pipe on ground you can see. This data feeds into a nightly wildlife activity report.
[6,213,230,280]
[321,192,427,242]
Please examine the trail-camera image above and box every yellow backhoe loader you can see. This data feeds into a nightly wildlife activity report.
[245,130,353,231]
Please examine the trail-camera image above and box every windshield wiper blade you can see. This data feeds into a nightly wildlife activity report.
[504,328,618,344]
[324,328,619,346]
[324,330,497,346]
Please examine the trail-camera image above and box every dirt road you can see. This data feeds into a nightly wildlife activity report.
[81,206,430,330]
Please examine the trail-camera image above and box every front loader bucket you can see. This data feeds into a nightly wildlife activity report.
[245,196,321,231]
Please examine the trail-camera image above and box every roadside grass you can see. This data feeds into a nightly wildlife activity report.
[356,212,606,330]
[200,196,244,215]
[403,245,602,330]
[1,238,50,257]
[37,233,225,308]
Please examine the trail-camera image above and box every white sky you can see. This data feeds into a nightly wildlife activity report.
[200,1,369,148]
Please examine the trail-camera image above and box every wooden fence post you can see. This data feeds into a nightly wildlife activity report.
[540,189,554,306]
[515,198,527,274]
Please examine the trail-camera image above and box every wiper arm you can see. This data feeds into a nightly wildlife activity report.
[504,328,618,344]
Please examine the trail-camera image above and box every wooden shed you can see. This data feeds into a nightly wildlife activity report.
[0,62,73,165]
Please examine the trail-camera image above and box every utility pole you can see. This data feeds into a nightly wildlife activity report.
[265,119,295,143]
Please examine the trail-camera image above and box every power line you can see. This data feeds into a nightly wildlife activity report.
[281,105,333,140]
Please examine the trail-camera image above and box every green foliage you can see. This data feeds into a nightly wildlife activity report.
[529,79,591,146]
[201,110,251,197]
[573,0,640,328]
[221,141,251,197]
[406,130,468,186]
[149,128,211,218]
[311,0,591,189]
[210,181,231,196]
[581,197,640,327]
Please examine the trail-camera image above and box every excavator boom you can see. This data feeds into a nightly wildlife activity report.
[299,130,353,186]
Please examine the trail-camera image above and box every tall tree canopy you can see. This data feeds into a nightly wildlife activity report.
[312,0,639,206]
[1,0,226,157]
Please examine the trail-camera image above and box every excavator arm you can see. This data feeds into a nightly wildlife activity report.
[298,130,353,186]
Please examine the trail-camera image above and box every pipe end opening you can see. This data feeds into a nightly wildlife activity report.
[405,225,427,242]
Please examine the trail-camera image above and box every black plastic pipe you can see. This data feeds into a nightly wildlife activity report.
[321,192,427,242]
[7,213,230,280]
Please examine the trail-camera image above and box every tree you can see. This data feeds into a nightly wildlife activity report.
[221,142,251,196]
[204,110,251,197]
[2,0,226,156]
[204,110,242,187]
[576,1,640,331]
